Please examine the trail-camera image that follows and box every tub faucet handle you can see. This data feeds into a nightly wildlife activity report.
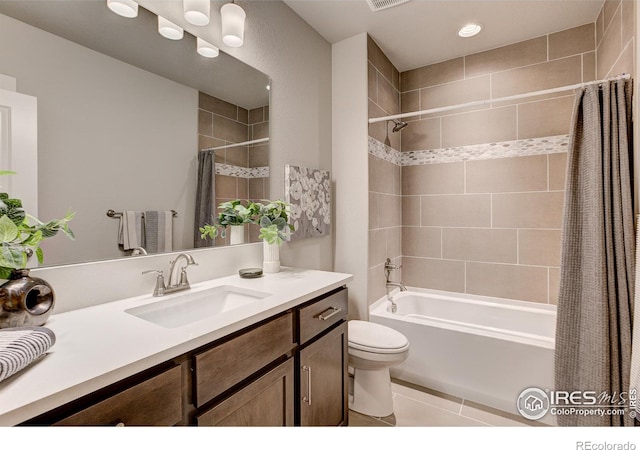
[384,258,402,270]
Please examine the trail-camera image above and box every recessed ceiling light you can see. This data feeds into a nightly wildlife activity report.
[458,23,482,38]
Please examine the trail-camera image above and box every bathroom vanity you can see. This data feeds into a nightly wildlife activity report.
[0,267,351,426]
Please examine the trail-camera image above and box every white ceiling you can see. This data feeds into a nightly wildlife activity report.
[284,0,604,72]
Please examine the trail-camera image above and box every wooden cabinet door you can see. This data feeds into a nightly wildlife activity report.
[196,359,295,426]
[299,321,348,426]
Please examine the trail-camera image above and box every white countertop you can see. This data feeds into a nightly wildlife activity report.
[0,267,352,426]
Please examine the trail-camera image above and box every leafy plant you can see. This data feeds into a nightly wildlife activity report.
[0,191,74,279]
[199,200,259,240]
[255,200,294,246]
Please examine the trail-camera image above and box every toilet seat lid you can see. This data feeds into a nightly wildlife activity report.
[348,320,409,353]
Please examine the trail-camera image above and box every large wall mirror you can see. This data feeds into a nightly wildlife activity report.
[0,1,270,267]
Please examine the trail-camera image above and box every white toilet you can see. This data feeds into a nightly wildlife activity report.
[348,320,410,417]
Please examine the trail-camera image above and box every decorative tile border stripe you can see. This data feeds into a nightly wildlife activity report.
[216,164,269,178]
[368,135,569,166]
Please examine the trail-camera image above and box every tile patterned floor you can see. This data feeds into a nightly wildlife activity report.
[349,379,542,427]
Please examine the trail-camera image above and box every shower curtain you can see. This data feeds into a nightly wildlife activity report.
[194,151,216,248]
[555,78,635,426]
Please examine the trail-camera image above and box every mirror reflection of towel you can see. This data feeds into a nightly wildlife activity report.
[144,211,173,254]
[118,211,144,250]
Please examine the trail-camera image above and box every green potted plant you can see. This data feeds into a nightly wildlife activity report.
[0,174,75,328]
[254,199,294,273]
[200,200,259,245]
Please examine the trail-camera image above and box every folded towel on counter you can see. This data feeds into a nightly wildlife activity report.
[0,327,56,383]
[118,211,145,251]
[144,211,173,254]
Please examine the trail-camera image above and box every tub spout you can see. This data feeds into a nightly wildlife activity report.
[386,281,407,292]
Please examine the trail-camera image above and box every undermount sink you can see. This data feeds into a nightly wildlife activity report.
[125,285,272,329]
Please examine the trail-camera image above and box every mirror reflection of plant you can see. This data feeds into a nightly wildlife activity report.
[199,200,259,240]
[0,172,75,279]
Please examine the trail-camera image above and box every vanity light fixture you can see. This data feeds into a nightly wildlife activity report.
[197,37,219,58]
[106,0,138,18]
[158,16,184,40]
[458,23,482,38]
[184,0,210,26]
[221,1,246,47]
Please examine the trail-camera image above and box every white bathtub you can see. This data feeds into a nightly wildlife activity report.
[370,288,556,420]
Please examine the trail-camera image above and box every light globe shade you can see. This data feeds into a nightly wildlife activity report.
[107,0,138,18]
[221,3,246,47]
[184,0,210,26]
[158,16,184,40]
[197,37,219,58]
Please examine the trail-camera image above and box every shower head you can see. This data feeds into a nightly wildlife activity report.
[391,120,408,132]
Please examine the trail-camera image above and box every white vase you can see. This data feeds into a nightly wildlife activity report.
[229,225,245,245]
[263,240,280,273]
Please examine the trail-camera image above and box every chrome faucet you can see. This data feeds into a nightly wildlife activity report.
[142,253,198,297]
[384,258,405,314]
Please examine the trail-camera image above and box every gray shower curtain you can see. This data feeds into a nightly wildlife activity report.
[194,151,216,248]
[555,78,635,426]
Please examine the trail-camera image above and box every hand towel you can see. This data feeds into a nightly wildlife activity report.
[118,211,144,251]
[144,211,173,254]
[0,326,56,383]
[629,215,640,418]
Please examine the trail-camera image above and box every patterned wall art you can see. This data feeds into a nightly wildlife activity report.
[284,165,331,241]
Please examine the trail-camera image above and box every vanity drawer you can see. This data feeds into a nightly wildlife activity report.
[298,288,348,345]
[54,365,183,426]
[193,312,295,407]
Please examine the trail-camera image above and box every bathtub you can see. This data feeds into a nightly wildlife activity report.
[370,288,556,420]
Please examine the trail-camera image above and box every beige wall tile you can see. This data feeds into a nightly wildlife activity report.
[517,95,575,139]
[403,162,464,195]
[251,122,269,140]
[237,178,248,199]
[216,175,238,198]
[238,107,248,125]
[392,65,400,91]
[401,90,420,117]
[583,52,596,82]
[225,146,249,167]
[401,117,441,151]
[248,177,264,200]
[249,144,269,167]
[393,163,402,195]
[368,100,387,142]
[369,229,387,267]
[596,5,622,78]
[403,257,465,292]
[466,262,548,303]
[441,106,517,147]
[379,194,402,228]
[368,62,377,103]
[402,196,421,226]
[420,76,490,111]
[387,226,403,260]
[248,107,264,125]
[199,92,237,120]
[421,195,491,227]
[442,228,517,264]
[622,0,635,47]
[368,35,394,83]
[596,8,605,47]
[519,229,561,267]
[403,226,441,258]
[212,114,248,143]
[493,192,564,228]
[213,149,225,164]
[198,135,225,152]
[377,72,400,115]
[466,155,547,193]
[369,154,395,194]
[549,152,568,190]
[465,37,547,78]
[548,24,595,60]
[369,192,379,230]
[549,268,560,304]
[492,56,582,98]
[609,41,635,79]
[264,106,269,122]
[401,58,464,92]
[603,0,622,32]
[198,109,213,136]
[368,265,387,311]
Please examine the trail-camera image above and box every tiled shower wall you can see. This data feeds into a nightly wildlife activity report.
[367,16,636,306]
[595,0,635,79]
[198,92,269,246]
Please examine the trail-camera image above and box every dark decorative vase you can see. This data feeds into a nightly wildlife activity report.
[0,269,55,329]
